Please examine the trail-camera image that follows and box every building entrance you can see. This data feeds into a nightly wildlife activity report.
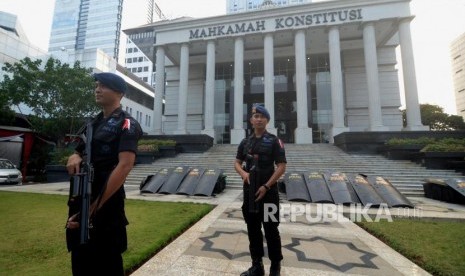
[243,91,297,143]
[215,53,333,144]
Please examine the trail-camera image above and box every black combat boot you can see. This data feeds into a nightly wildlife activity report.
[240,259,265,276]
[269,261,281,276]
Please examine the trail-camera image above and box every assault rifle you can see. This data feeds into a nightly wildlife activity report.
[246,153,260,213]
[68,122,93,245]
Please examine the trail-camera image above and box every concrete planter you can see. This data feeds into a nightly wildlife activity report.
[420,152,465,170]
[381,145,424,161]
[136,151,161,164]
[159,146,177,157]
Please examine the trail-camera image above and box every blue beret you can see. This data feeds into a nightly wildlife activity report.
[252,104,270,121]
[93,72,127,94]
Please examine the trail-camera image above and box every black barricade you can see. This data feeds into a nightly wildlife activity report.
[284,172,311,202]
[140,168,172,193]
[158,166,189,194]
[324,171,360,205]
[176,168,205,195]
[347,174,386,207]
[193,168,224,196]
[446,178,465,198]
[423,178,465,204]
[367,176,413,208]
[303,171,334,203]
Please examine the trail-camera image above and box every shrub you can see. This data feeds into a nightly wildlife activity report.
[421,138,465,152]
[386,137,436,146]
[156,139,176,146]
[137,139,176,152]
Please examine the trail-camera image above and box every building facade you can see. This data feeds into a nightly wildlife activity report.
[0,12,48,80]
[126,0,428,144]
[227,0,312,14]
[451,32,465,120]
[124,38,153,85]
[121,0,165,88]
[49,0,124,61]
[47,0,157,134]
[48,0,162,84]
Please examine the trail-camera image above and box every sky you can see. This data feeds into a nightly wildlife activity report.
[0,0,464,115]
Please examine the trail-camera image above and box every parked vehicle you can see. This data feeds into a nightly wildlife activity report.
[0,158,22,185]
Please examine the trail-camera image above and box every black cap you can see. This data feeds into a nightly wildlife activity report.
[252,103,270,121]
[93,72,128,94]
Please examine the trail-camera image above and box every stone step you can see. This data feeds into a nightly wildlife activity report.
[125,144,462,197]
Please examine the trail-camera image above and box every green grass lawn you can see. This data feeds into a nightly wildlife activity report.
[0,191,213,276]
[357,218,465,276]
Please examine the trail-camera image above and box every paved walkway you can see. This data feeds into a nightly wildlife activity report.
[2,182,465,275]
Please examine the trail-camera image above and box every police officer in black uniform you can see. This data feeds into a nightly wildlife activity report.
[235,104,287,276]
[66,72,142,276]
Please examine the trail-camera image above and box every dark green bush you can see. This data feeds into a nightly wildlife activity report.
[386,137,465,152]
[386,137,436,146]
[421,138,465,152]
[137,139,176,152]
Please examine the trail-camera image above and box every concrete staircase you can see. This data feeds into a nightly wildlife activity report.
[125,144,463,197]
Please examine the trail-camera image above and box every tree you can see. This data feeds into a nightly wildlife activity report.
[401,104,465,130]
[0,57,99,143]
[446,114,465,130]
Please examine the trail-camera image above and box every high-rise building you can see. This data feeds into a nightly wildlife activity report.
[227,0,311,14]
[49,0,124,61]
[0,11,47,73]
[0,11,48,117]
[124,39,153,85]
[48,0,158,134]
[121,0,164,87]
[451,32,465,120]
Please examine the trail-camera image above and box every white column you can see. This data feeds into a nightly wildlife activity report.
[328,26,349,141]
[174,43,189,134]
[231,37,245,144]
[399,19,429,130]
[264,33,277,135]
[154,46,165,134]
[294,30,313,144]
[363,23,388,131]
[201,40,216,138]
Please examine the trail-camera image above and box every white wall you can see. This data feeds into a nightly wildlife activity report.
[343,47,403,131]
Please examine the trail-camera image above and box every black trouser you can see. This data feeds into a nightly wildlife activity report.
[242,185,283,263]
[70,226,127,276]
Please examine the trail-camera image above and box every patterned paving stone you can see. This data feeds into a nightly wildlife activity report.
[185,226,404,275]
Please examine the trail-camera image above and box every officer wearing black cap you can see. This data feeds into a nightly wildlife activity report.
[66,72,142,275]
[234,104,287,276]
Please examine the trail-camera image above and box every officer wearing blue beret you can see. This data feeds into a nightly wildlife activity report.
[235,104,287,276]
[66,72,142,275]
[93,72,128,94]
[252,104,270,121]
